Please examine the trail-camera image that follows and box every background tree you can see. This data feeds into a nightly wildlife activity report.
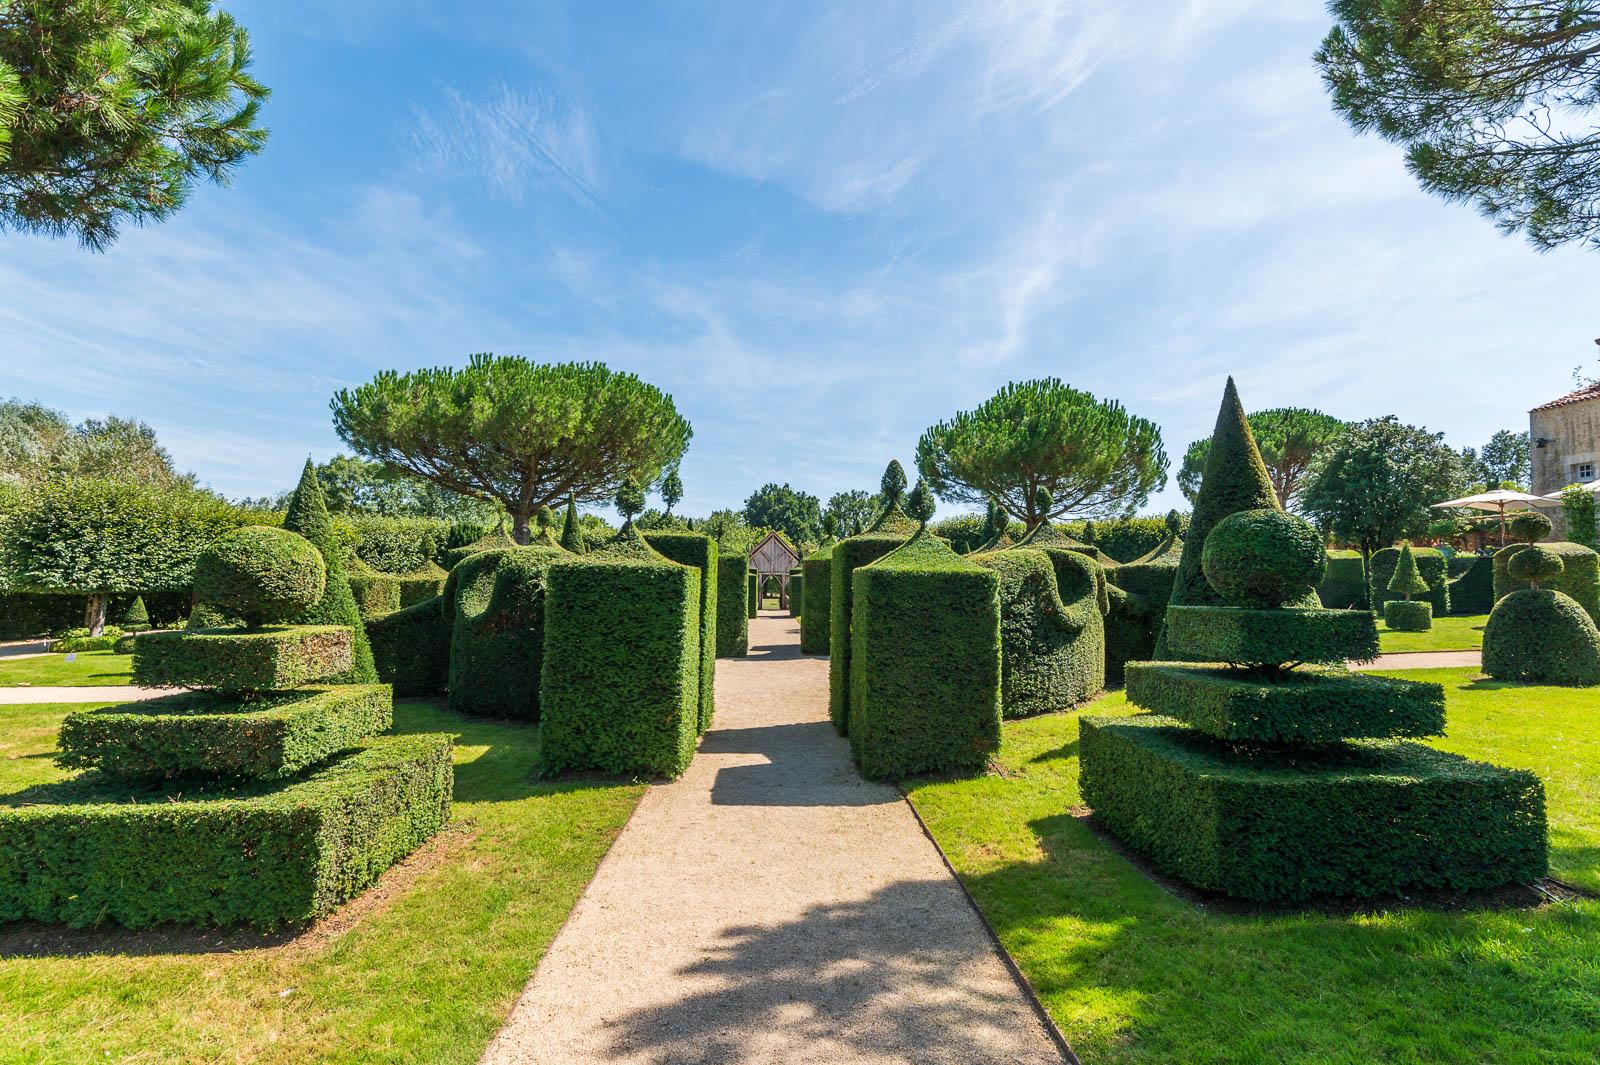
[0,1,270,249]
[1300,416,1468,561]
[331,356,691,545]
[743,482,822,545]
[916,378,1166,530]
[0,399,192,487]
[1317,2,1600,250]
[1460,429,1531,490]
[311,454,498,522]
[659,463,684,515]
[1178,407,1346,508]
[1562,484,1598,549]
[824,490,881,537]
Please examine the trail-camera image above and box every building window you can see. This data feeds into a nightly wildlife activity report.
[1577,462,1596,482]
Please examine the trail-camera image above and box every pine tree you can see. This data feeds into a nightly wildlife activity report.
[284,457,377,682]
[560,496,586,554]
[1387,542,1430,601]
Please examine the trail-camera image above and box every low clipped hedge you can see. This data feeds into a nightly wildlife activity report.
[540,548,701,778]
[1164,605,1378,667]
[1123,663,1444,743]
[1384,599,1433,631]
[829,532,913,734]
[1446,555,1494,615]
[1493,542,1600,621]
[716,554,749,657]
[57,685,393,781]
[973,548,1103,717]
[0,733,454,928]
[1105,557,1177,685]
[747,572,759,618]
[1078,715,1547,902]
[133,626,353,692]
[1316,550,1368,610]
[1369,546,1449,616]
[349,562,451,621]
[366,596,450,697]
[800,554,832,654]
[1483,588,1600,686]
[848,533,1001,779]
[443,546,566,720]
[644,531,719,732]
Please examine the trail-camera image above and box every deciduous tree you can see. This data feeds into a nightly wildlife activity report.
[1178,407,1346,509]
[743,482,822,545]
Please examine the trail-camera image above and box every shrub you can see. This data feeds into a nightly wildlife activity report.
[347,562,402,619]
[1164,605,1379,667]
[800,552,832,654]
[0,734,454,928]
[1316,550,1368,609]
[346,514,451,573]
[1105,552,1180,685]
[1445,556,1493,615]
[828,531,914,733]
[52,626,124,653]
[58,685,393,781]
[1015,519,1112,565]
[1493,541,1600,620]
[1061,515,1187,564]
[443,546,566,720]
[119,596,149,629]
[1509,545,1564,587]
[1507,510,1553,544]
[1387,542,1431,600]
[1368,546,1449,616]
[848,532,1001,779]
[1562,484,1598,549]
[747,572,758,618]
[366,596,451,697]
[440,526,519,569]
[1202,509,1325,608]
[1078,715,1546,902]
[716,554,749,656]
[539,541,701,778]
[644,531,719,732]
[1483,588,1600,686]
[972,548,1103,717]
[193,527,326,629]
[283,460,377,684]
[399,562,449,606]
[132,626,354,692]
[1384,599,1433,631]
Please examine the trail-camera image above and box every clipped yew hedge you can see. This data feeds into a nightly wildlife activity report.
[1445,555,1493,615]
[1493,542,1600,621]
[644,531,719,732]
[1316,549,1368,610]
[829,532,913,734]
[716,554,749,657]
[973,548,1103,717]
[1369,546,1449,616]
[133,626,353,692]
[800,552,832,654]
[443,546,566,720]
[366,595,450,697]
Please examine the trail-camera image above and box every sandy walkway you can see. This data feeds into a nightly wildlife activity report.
[0,686,167,704]
[481,613,1066,1065]
[1355,650,1482,671]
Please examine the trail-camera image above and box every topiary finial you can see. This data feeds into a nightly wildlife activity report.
[560,495,586,554]
[1509,544,1564,589]
[1166,509,1183,537]
[1032,485,1052,519]
[535,504,554,531]
[881,460,907,505]
[1387,542,1431,601]
[1084,520,1097,544]
[1507,511,1553,545]
[615,479,645,523]
[1201,508,1326,609]
[906,481,935,525]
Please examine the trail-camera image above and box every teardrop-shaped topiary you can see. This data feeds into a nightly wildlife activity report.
[1508,544,1564,588]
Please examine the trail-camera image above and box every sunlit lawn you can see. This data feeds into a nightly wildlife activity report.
[0,650,133,686]
[1376,613,1487,654]
[906,668,1600,1064]
[0,700,645,1064]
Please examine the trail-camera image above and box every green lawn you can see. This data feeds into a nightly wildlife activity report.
[906,669,1600,1064]
[0,650,133,687]
[0,700,645,1064]
[1376,613,1487,654]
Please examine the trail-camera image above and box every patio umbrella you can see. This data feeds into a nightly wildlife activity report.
[1430,489,1552,546]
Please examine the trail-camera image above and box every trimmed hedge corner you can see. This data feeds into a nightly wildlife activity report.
[973,548,1103,717]
[644,531,719,732]
[829,531,914,734]
[443,546,567,720]
[1316,549,1368,609]
[789,570,803,616]
[366,595,450,697]
[133,626,353,692]
[800,552,832,654]
[716,554,749,657]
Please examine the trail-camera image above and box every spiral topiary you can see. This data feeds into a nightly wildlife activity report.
[1201,509,1326,608]
[193,526,326,629]
[906,481,935,525]
[1508,545,1563,589]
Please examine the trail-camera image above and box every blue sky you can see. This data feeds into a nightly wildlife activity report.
[2,0,1595,520]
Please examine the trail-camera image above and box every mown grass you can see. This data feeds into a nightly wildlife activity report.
[1376,613,1487,654]
[905,669,1600,1064]
[0,650,133,686]
[0,700,645,1064]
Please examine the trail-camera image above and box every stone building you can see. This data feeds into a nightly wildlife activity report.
[1531,381,1600,497]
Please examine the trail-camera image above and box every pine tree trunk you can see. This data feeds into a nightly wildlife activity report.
[512,512,531,545]
[84,594,108,637]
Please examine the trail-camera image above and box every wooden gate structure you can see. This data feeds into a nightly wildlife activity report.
[748,531,802,610]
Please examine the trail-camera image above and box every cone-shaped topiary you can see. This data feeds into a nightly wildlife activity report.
[118,596,149,630]
[866,461,919,535]
[905,480,935,525]
[560,496,585,554]
[1387,543,1431,600]
[283,459,378,682]
[194,527,325,630]
[881,460,907,505]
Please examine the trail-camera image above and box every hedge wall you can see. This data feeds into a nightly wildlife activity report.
[1105,555,1177,685]
[348,561,451,621]
[1078,715,1546,902]
[1369,546,1449,616]
[540,543,701,778]
[1493,542,1600,621]
[345,515,452,573]
[443,546,566,720]
[788,571,803,616]
[366,595,451,697]
[644,531,719,732]
[0,733,454,928]
[848,532,1001,779]
[133,626,354,692]
[747,572,759,618]
[1446,556,1494,615]
[800,553,831,654]
[1317,550,1368,610]
[972,548,1103,717]
[829,531,914,734]
[715,554,749,656]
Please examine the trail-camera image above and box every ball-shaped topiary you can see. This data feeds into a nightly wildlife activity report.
[1508,545,1564,588]
[193,526,326,629]
[1483,588,1600,686]
[1201,509,1327,608]
[1507,511,1553,545]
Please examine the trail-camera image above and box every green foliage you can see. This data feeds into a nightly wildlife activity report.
[972,548,1104,717]
[829,530,914,734]
[0,734,453,928]
[1078,715,1547,901]
[53,626,124,652]
[119,595,149,629]
[1483,588,1600,686]
[643,531,718,732]
[659,464,683,514]
[1105,554,1178,686]
[133,625,353,692]
[1178,407,1347,507]
[365,596,450,697]
[539,548,701,778]
[1125,662,1444,743]
[1446,555,1494,615]
[0,402,193,487]
[1317,3,1600,250]
[440,525,518,569]
[916,378,1167,527]
[742,482,822,544]
[1384,598,1434,632]
[848,532,1002,779]
[747,571,758,619]
[346,514,451,572]
[0,1,270,250]
[58,685,392,781]
[193,526,325,629]
[312,454,499,524]
[800,553,832,654]
[1165,605,1379,668]
[1369,545,1451,615]
[0,592,83,639]
[715,554,749,656]
[1493,542,1600,620]
[614,478,645,521]
[1387,542,1431,599]
[1202,509,1326,608]
[1460,430,1532,491]
[559,497,585,554]
[284,459,376,684]
[1562,485,1598,549]
[442,547,565,720]
[1509,545,1564,587]
[788,571,803,616]
[331,356,691,543]
[824,490,883,537]
[1316,549,1368,609]
[1507,511,1553,545]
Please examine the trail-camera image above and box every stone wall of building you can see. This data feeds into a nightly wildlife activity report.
[1532,398,1600,497]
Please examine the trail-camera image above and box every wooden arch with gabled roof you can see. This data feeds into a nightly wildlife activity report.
[748,531,802,610]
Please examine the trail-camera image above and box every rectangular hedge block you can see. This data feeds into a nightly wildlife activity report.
[1447,555,1494,616]
[848,534,1001,779]
[1317,551,1369,610]
[57,685,394,781]
[0,733,454,928]
[366,595,450,697]
[1164,605,1379,667]
[133,626,353,692]
[789,571,803,616]
[348,572,403,619]
[645,532,719,733]
[1124,663,1444,743]
[715,554,749,657]
[829,533,912,734]
[540,557,701,778]
[800,555,831,654]
[747,572,759,618]
[1078,714,1546,902]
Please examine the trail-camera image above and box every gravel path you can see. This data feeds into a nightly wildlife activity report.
[0,686,165,704]
[1354,650,1482,671]
[481,613,1067,1065]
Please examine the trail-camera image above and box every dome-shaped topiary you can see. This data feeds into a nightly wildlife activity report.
[1201,508,1327,608]
[1508,544,1564,588]
[1483,588,1600,686]
[1507,511,1553,545]
[193,526,326,629]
